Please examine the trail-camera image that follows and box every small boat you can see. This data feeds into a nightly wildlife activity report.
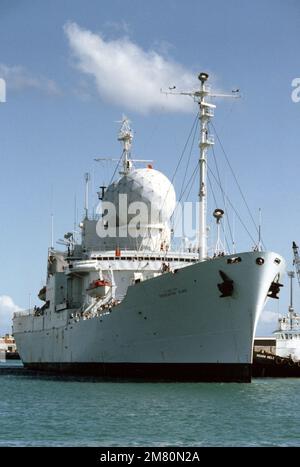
[38,285,46,301]
[273,269,300,362]
[253,247,300,377]
[252,349,300,377]
[5,351,20,360]
[86,279,111,298]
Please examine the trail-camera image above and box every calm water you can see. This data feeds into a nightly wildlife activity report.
[0,362,299,447]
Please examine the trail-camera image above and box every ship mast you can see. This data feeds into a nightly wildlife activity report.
[84,172,90,219]
[198,73,214,260]
[94,116,153,176]
[288,271,295,330]
[163,73,239,260]
[118,116,133,175]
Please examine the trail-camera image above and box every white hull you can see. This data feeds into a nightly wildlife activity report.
[13,251,285,381]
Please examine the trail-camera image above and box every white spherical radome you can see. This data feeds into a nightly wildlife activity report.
[102,168,176,227]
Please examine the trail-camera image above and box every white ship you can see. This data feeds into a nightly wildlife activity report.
[13,73,286,382]
[273,244,300,361]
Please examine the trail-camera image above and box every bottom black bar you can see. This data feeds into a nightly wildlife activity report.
[0,447,297,465]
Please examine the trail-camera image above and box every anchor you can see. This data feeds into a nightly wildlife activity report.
[267,281,283,299]
[218,270,234,298]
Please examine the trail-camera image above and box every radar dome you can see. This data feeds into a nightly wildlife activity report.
[102,167,176,227]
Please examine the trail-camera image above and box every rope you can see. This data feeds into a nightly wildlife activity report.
[210,121,265,249]
[140,114,199,253]
[171,163,199,235]
[178,117,199,200]
[107,151,124,187]
[207,171,231,253]
[211,144,234,246]
[160,113,199,214]
[170,113,199,185]
[207,165,257,246]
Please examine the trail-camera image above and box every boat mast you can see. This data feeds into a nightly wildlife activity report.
[198,73,214,260]
[50,212,54,250]
[94,116,153,176]
[118,116,133,175]
[84,172,90,219]
[288,270,295,329]
[163,73,239,261]
[292,241,300,287]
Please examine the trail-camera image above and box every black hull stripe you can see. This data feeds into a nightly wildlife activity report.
[252,364,300,377]
[24,362,251,383]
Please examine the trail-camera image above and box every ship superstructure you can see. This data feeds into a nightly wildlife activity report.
[274,270,300,361]
[13,73,285,382]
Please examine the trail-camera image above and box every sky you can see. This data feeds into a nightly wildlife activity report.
[0,0,300,335]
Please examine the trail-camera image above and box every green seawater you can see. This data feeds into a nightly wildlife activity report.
[0,362,299,447]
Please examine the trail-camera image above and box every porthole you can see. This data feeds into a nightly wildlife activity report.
[256,257,264,265]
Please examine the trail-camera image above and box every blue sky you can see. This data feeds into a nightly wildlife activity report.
[0,0,300,335]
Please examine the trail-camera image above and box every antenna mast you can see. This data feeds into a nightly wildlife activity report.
[118,116,133,175]
[198,73,213,260]
[94,116,153,175]
[292,241,300,287]
[51,213,54,250]
[50,185,54,251]
[84,172,90,219]
[73,194,77,243]
[258,208,262,251]
[163,73,240,260]
[287,271,295,329]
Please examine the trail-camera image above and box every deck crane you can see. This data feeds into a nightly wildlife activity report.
[292,241,300,287]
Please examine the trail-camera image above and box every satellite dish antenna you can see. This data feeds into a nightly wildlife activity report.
[198,72,209,83]
[213,208,224,224]
[213,209,225,256]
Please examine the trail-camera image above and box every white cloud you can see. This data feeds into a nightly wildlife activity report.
[0,295,22,335]
[64,22,197,114]
[0,63,61,95]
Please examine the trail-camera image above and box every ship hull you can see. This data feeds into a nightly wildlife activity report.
[13,251,285,382]
[25,362,251,382]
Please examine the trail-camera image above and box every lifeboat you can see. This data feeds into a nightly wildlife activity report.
[38,286,46,302]
[86,279,111,298]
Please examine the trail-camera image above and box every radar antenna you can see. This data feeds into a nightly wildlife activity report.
[94,115,153,175]
[213,208,225,255]
[117,116,133,174]
[162,73,240,261]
